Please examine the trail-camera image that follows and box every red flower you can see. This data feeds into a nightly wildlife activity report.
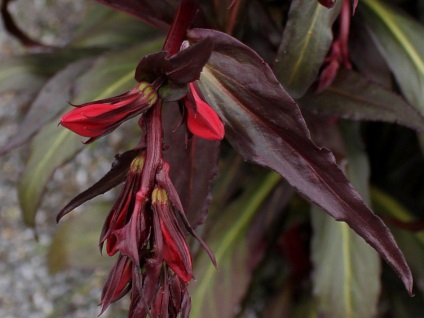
[99,254,133,315]
[60,82,158,142]
[184,82,225,140]
[96,155,214,316]
[99,153,146,257]
[151,186,193,283]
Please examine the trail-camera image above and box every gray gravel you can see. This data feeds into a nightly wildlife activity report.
[0,1,129,317]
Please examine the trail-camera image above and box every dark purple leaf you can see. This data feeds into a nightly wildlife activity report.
[57,149,141,222]
[242,0,282,64]
[0,59,95,156]
[94,0,177,31]
[188,28,413,295]
[1,0,49,47]
[163,104,220,228]
[299,70,424,132]
[135,51,169,83]
[349,14,392,88]
[166,38,213,84]
[135,39,213,85]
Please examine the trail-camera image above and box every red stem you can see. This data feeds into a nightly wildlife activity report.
[339,0,351,65]
[226,0,242,35]
[163,0,198,56]
[134,102,163,212]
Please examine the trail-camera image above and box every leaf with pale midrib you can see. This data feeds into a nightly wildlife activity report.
[188,28,413,295]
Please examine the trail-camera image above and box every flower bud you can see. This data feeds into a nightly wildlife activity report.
[61,82,158,142]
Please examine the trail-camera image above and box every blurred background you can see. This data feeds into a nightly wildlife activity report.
[0,1,127,317]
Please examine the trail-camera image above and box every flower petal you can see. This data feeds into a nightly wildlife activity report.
[185,83,225,140]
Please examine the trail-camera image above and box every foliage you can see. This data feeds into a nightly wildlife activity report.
[1,0,424,317]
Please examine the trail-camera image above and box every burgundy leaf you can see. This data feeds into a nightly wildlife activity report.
[188,28,413,295]
[135,51,169,83]
[134,39,213,85]
[162,104,220,228]
[166,38,213,84]
[243,0,281,64]
[1,0,49,47]
[299,70,424,132]
[349,15,392,88]
[57,149,141,222]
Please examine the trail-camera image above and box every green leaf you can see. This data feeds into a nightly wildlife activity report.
[0,49,100,95]
[190,172,281,318]
[371,186,424,255]
[360,0,424,114]
[18,120,84,227]
[94,0,177,32]
[18,41,162,227]
[71,4,162,48]
[0,58,95,156]
[274,0,342,98]
[311,122,381,318]
[371,187,424,244]
[48,201,114,273]
[299,70,424,132]
[71,41,162,104]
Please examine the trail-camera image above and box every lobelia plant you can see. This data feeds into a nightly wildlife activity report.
[2,0,424,317]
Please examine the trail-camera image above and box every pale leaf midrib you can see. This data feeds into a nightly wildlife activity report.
[363,0,424,77]
[288,5,323,84]
[21,70,135,222]
[191,172,280,318]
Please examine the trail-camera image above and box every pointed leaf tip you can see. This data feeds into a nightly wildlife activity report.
[57,149,140,222]
[188,27,413,294]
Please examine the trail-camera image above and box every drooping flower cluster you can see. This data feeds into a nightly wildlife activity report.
[96,152,213,316]
[58,1,223,316]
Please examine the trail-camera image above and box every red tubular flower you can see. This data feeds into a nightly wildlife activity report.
[99,153,146,257]
[59,0,220,316]
[60,82,158,142]
[99,254,133,315]
[184,82,225,140]
[128,264,191,318]
[96,154,211,317]
[151,186,193,283]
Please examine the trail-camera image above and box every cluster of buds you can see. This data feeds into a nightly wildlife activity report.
[58,1,224,316]
[97,152,212,316]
